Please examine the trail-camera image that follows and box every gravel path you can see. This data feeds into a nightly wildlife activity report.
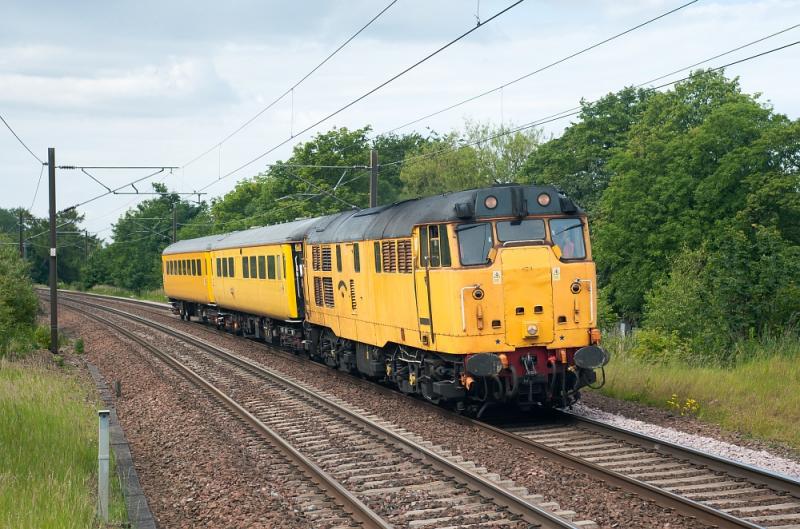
[70,297,715,529]
[572,401,800,481]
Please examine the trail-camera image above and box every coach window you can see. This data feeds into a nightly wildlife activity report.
[216,258,221,277]
[242,256,249,278]
[373,242,382,273]
[221,257,228,277]
[267,255,276,279]
[181,260,186,275]
[456,222,493,266]
[197,259,202,275]
[191,259,197,276]
[258,256,266,279]
[353,243,360,273]
[249,256,257,279]
[276,258,281,279]
[228,257,234,277]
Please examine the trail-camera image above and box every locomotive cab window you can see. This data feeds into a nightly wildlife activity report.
[456,222,493,266]
[550,218,586,260]
[496,219,546,243]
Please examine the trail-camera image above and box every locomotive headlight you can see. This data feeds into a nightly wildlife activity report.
[527,324,539,336]
[484,195,498,209]
[537,193,551,206]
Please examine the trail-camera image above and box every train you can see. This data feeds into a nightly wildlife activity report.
[162,184,608,414]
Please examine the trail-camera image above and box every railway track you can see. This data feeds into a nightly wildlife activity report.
[56,290,800,528]
[57,293,592,529]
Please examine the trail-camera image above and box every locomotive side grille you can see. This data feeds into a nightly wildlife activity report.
[312,246,321,271]
[349,279,356,311]
[381,241,397,273]
[397,239,412,273]
[321,246,332,271]
[313,276,323,306]
[323,277,334,307]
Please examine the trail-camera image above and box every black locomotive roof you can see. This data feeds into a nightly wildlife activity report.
[162,184,579,254]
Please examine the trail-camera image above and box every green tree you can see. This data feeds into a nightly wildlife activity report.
[0,239,38,355]
[593,70,788,322]
[522,87,651,214]
[399,122,540,197]
[88,183,204,292]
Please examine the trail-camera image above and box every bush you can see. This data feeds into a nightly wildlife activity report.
[73,338,84,354]
[0,245,38,356]
[628,328,692,364]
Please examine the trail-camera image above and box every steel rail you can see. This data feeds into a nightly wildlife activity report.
[57,290,800,528]
[58,294,582,529]
[61,301,392,529]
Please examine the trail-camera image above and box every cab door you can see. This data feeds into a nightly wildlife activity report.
[413,227,435,346]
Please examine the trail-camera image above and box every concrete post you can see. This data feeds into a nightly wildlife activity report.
[97,409,110,521]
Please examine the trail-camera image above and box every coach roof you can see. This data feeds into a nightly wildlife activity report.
[162,184,577,253]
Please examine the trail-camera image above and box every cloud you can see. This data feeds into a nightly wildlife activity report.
[0,56,236,115]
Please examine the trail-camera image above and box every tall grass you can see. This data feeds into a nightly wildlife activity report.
[0,359,126,528]
[598,331,800,449]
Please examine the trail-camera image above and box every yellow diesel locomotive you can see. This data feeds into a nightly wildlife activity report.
[162,184,608,412]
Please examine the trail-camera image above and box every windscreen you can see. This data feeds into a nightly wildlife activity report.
[496,219,546,242]
[550,218,586,259]
[456,223,493,266]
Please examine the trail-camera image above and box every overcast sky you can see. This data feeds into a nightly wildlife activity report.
[2,0,798,239]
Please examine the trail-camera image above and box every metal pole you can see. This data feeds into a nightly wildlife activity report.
[172,205,177,243]
[369,149,378,208]
[18,210,24,258]
[48,148,58,355]
[97,409,110,522]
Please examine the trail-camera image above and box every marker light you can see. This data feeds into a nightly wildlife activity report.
[527,324,539,336]
[484,195,498,209]
[537,193,551,206]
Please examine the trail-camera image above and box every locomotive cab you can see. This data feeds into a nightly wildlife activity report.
[418,185,608,409]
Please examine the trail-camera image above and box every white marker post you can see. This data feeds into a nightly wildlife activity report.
[97,410,110,522]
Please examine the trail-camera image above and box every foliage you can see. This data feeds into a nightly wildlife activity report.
[399,122,540,197]
[522,86,652,214]
[0,241,38,356]
[593,70,799,328]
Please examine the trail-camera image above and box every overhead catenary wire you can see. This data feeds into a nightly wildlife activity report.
[0,112,44,164]
[382,39,800,169]
[181,0,400,169]
[28,163,46,211]
[374,0,702,139]
[196,0,527,193]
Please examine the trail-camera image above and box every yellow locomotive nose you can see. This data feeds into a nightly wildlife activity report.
[499,246,554,347]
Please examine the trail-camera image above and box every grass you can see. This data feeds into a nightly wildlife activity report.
[82,284,167,303]
[596,331,800,450]
[0,358,127,528]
